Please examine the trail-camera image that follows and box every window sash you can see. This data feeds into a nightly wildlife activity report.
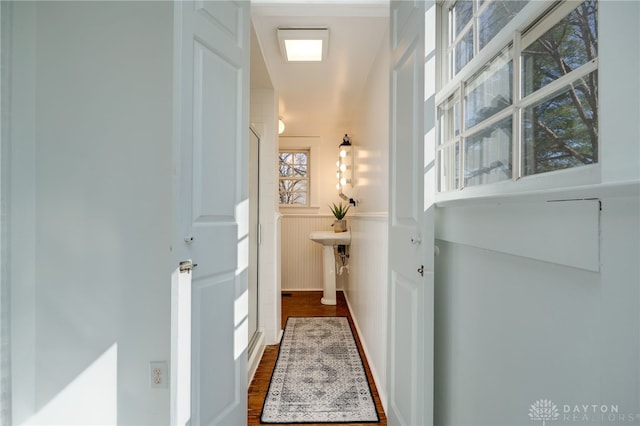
[437,0,598,192]
[279,150,310,205]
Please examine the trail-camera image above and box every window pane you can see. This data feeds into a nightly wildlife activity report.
[522,71,598,176]
[438,143,460,192]
[452,1,473,39]
[279,152,292,164]
[279,149,310,205]
[522,1,597,97]
[279,179,308,205]
[454,29,474,75]
[438,94,461,145]
[464,49,512,129]
[279,180,292,204]
[291,192,307,205]
[292,179,307,191]
[291,165,307,177]
[479,1,528,50]
[464,116,512,187]
[294,152,307,165]
[279,164,292,176]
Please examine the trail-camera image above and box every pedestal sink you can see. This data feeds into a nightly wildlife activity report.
[309,230,351,305]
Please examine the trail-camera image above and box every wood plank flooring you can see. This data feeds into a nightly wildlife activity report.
[247,291,387,426]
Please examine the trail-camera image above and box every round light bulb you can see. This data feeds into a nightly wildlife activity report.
[340,177,347,186]
[336,183,341,190]
[339,149,347,158]
[340,164,347,172]
[336,161,340,167]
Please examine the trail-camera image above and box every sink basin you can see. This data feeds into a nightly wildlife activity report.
[309,230,351,246]
[309,231,351,305]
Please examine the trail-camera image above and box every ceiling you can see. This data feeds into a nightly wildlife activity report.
[250,1,389,138]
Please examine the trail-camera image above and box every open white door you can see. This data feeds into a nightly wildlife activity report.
[387,0,435,425]
[171,1,250,425]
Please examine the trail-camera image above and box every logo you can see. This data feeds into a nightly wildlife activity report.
[529,399,560,426]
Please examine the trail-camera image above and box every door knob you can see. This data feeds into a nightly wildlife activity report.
[411,236,422,245]
[417,265,424,277]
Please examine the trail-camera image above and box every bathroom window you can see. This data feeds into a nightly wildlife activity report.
[279,150,310,205]
[437,0,598,191]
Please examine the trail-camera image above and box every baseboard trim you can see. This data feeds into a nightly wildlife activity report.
[247,332,265,387]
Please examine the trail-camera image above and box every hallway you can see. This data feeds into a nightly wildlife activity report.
[247,291,387,425]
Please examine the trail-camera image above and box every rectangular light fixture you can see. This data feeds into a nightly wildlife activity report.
[277,27,329,62]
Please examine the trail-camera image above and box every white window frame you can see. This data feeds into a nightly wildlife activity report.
[278,148,310,206]
[436,0,599,195]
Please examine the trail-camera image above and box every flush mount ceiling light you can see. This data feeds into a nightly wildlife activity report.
[277,27,329,62]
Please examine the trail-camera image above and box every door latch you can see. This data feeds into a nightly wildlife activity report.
[179,259,198,274]
[417,265,424,277]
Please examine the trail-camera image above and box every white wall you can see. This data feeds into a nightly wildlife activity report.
[9,2,37,420]
[250,88,281,345]
[10,2,173,424]
[433,2,640,424]
[343,24,390,409]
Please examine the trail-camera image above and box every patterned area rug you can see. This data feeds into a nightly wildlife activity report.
[261,317,379,424]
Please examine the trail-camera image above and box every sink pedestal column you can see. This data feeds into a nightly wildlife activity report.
[309,231,349,306]
[321,245,337,305]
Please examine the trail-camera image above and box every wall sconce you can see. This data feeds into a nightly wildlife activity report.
[278,119,285,135]
[336,134,354,204]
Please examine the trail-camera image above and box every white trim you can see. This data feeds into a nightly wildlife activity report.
[350,212,389,221]
[437,1,554,105]
[519,59,598,110]
[520,0,582,49]
[435,163,603,205]
[436,179,639,208]
[513,29,523,180]
[247,332,265,387]
[279,212,331,218]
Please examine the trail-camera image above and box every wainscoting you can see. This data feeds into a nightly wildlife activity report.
[343,213,389,410]
[280,214,347,291]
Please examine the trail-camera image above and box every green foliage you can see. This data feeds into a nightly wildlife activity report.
[329,202,350,220]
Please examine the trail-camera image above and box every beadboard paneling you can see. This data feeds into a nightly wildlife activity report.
[281,214,346,290]
[343,214,389,409]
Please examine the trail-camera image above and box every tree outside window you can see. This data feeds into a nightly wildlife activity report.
[521,0,598,175]
[279,150,309,205]
[438,0,598,191]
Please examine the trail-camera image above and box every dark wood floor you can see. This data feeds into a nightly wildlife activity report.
[247,291,387,426]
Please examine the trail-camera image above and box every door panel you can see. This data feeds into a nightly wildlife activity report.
[389,272,419,425]
[192,40,237,220]
[388,1,434,425]
[172,1,249,425]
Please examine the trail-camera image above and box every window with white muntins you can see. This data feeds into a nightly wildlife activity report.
[437,0,598,192]
[278,150,310,205]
